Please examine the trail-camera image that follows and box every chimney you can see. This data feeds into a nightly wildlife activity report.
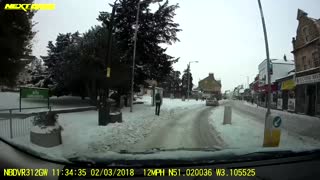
[209,73,214,79]
[297,9,308,20]
[292,37,296,49]
[284,54,287,61]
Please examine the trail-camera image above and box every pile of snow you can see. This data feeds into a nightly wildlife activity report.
[209,106,320,150]
[31,122,62,134]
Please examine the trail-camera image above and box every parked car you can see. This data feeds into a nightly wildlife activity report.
[206,97,219,106]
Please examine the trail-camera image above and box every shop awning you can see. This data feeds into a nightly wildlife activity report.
[281,79,295,90]
[258,84,277,93]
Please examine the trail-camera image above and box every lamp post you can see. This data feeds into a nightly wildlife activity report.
[187,61,198,101]
[257,0,272,146]
[130,0,162,112]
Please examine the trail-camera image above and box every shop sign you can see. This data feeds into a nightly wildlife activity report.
[295,73,320,85]
[281,79,296,90]
[288,98,295,112]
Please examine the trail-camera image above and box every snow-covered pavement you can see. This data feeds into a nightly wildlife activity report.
[3,96,208,161]
[209,101,320,150]
[230,100,320,141]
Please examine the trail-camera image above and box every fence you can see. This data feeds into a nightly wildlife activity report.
[0,106,97,139]
[0,112,34,139]
[0,107,48,139]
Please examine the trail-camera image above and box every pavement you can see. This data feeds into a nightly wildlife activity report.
[229,100,320,141]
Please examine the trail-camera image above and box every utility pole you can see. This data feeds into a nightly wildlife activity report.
[98,0,117,126]
[130,0,162,112]
[257,0,272,147]
[187,63,190,100]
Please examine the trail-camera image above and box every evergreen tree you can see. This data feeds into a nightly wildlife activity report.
[41,32,82,97]
[0,0,36,86]
[97,0,181,90]
[181,68,193,96]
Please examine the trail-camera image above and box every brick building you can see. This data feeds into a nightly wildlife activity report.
[291,9,320,116]
[198,73,222,99]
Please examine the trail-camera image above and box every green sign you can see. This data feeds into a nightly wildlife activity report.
[21,87,49,99]
[273,116,282,128]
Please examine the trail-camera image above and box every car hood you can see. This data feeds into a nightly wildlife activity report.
[67,147,320,166]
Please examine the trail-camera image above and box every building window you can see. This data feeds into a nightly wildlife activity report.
[308,59,311,66]
[302,26,310,42]
[302,56,306,70]
[296,63,301,71]
[312,51,320,67]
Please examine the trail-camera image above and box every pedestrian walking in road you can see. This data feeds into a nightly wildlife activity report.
[155,92,162,116]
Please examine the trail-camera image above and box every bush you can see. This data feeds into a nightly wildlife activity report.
[33,112,59,127]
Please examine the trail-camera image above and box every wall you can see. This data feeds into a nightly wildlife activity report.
[259,59,294,84]
[294,40,320,72]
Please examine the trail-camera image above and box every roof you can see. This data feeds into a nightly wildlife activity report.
[199,74,221,86]
[275,74,294,82]
[271,59,294,65]
[258,59,294,67]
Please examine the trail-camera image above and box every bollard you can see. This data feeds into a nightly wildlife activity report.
[223,106,232,125]
[264,115,282,147]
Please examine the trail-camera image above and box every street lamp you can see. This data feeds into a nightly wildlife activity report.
[187,61,198,101]
[257,0,272,147]
[130,0,162,112]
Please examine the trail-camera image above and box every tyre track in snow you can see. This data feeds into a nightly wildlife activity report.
[129,105,223,151]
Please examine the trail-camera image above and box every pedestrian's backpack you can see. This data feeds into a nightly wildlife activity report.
[155,93,161,103]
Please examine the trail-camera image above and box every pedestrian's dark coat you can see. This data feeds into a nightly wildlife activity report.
[155,93,162,105]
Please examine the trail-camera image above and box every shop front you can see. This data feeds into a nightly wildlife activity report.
[277,78,296,112]
[257,84,278,108]
[295,71,320,116]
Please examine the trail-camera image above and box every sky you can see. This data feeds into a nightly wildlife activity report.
[32,0,320,92]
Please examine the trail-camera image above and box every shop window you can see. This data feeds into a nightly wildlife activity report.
[288,90,295,99]
[272,93,277,102]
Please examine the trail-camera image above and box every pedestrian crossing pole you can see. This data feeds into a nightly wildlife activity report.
[257,0,273,147]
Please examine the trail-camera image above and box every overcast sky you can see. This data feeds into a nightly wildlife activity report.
[32,0,320,92]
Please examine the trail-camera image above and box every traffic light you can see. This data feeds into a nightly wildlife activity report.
[270,63,273,75]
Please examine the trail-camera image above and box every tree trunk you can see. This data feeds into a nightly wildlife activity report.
[86,81,97,105]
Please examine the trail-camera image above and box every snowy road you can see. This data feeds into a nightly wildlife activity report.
[125,105,223,152]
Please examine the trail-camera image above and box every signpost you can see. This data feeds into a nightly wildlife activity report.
[19,87,50,112]
[273,116,281,128]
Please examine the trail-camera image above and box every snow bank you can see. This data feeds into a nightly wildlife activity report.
[237,101,320,140]
[209,106,320,150]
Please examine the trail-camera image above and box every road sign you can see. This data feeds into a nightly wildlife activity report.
[273,116,281,128]
[21,87,49,98]
[19,87,50,111]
